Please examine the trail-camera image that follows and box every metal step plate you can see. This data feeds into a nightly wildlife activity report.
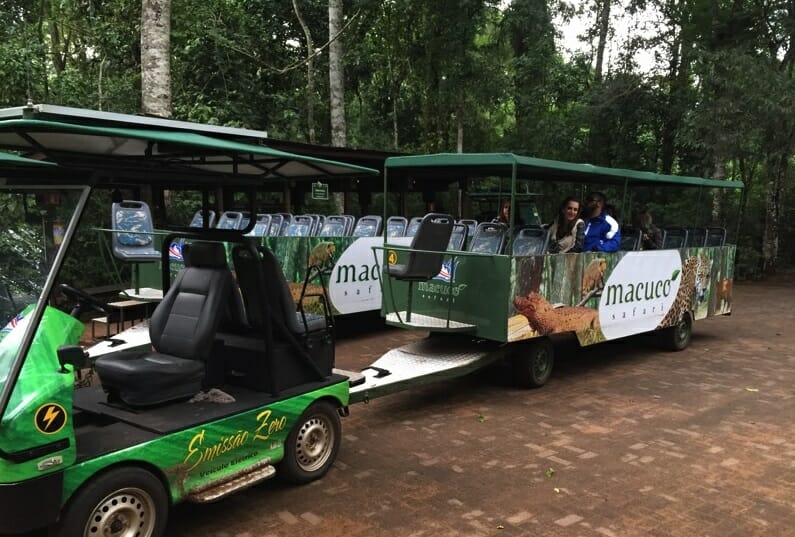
[333,367,366,387]
[349,337,502,403]
[188,460,276,503]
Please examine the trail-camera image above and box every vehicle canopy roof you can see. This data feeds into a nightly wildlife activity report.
[0,106,378,187]
[384,153,744,190]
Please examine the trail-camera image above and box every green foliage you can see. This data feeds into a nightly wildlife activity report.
[0,0,793,280]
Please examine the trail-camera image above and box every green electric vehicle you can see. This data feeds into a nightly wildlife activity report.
[0,105,377,536]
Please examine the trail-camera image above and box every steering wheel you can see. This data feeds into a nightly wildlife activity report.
[58,283,112,317]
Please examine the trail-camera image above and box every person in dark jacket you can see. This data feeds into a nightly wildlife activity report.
[582,192,621,252]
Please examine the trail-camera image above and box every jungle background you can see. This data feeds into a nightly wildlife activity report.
[0,0,793,280]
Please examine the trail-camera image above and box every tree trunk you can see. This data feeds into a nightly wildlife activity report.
[392,92,399,150]
[456,104,463,153]
[293,0,316,143]
[761,153,787,273]
[594,0,612,83]
[141,0,172,118]
[328,0,346,148]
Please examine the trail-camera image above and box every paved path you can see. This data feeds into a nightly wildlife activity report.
[168,279,794,537]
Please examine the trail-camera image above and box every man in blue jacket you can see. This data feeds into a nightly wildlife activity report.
[583,192,621,252]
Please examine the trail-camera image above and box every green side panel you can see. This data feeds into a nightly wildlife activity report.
[382,246,736,346]
[61,382,348,505]
[0,307,84,482]
[382,252,511,342]
[507,246,735,346]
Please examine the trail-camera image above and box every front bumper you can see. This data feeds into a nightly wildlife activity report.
[0,471,63,534]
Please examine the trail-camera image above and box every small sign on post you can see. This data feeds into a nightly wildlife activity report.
[311,182,329,200]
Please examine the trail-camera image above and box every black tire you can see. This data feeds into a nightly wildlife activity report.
[280,400,341,485]
[510,337,555,388]
[660,312,693,351]
[58,466,169,537]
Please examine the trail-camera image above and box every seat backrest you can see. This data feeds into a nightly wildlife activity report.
[267,214,283,236]
[511,226,548,256]
[111,200,161,261]
[319,215,347,237]
[305,214,321,236]
[247,214,272,237]
[189,209,216,228]
[705,227,726,247]
[216,211,244,230]
[387,213,454,280]
[405,216,423,238]
[620,226,642,251]
[150,242,233,361]
[341,215,356,235]
[662,227,688,249]
[468,222,508,254]
[285,215,313,236]
[232,245,306,335]
[458,219,478,242]
[313,215,326,236]
[276,213,293,235]
[386,216,408,238]
[353,215,383,237]
[687,228,707,247]
[447,223,467,251]
[239,212,252,231]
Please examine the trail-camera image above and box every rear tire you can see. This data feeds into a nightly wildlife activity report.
[58,466,168,537]
[280,400,341,485]
[660,312,692,351]
[510,338,554,388]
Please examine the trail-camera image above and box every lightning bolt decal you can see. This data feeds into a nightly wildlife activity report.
[35,402,67,434]
[42,406,60,430]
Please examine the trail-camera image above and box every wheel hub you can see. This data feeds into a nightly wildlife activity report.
[296,417,333,472]
[86,487,156,537]
[533,350,550,377]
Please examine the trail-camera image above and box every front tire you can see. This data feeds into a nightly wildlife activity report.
[660,312,692,351]
[280,400,341,485]
[58,466,169,537]
[510,337,555,388]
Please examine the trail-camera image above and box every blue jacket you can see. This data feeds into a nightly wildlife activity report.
[583,213,621,252]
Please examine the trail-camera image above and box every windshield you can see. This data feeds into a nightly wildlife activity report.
[0,187,84,398]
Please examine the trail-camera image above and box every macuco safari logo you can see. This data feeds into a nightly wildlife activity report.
[598,251,682,339]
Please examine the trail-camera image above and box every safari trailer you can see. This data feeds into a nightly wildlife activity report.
[0,105,378,537]
[349,153,743,403]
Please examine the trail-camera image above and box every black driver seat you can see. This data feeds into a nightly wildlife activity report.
[94,242,233,406]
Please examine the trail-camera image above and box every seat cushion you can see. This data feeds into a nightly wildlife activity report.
[95,351,205,406]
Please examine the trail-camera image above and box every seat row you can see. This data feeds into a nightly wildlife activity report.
[620,226,727,251]
[189,210,485,240]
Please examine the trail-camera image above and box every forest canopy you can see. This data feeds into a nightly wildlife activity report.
[0,0,792,277]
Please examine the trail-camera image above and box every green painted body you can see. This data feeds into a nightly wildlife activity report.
[0,307,83,482]
[382,245,735,344]
[0,308,347,507]
[61,382,348,504]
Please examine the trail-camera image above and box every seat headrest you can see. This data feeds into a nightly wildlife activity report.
[185,242,228,268]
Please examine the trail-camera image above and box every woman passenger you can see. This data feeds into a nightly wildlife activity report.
[635,210,663,250]
[547,197,584,253]
[493,198,524,227]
